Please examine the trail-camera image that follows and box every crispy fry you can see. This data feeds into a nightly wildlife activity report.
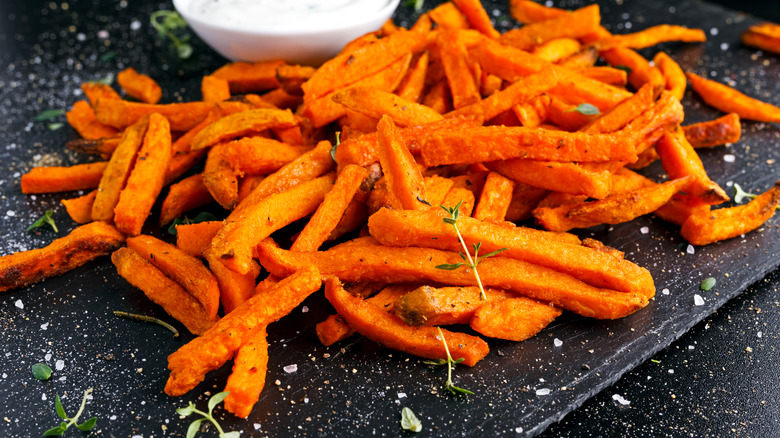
[66,100,120,140]
[681,181,780,245]
[111,247,215,336]
[211,60,285,93]
[500,4,601,51]
[203,143,239,210]
[276,64,316,96]
[159,173,214,226]
[505,183,548,222]
[377,115,428,210]
[117,67,162,104]
[514,94,550,128]
[546,98,597,131]
[164,108,222,184]
[422,80,453,114]
[223,327,269,418]
[291,164,368,252]
[600,47,665,94]
[0,221,124,293]
[175,221,223,258]
[683,113,742,148]
[208,173,336,275]
[61,190,96,224]
[21,161,107,194]
[395,51,430,103]
[257,241,650,319]
[453,0,501,38]
[189,108,297,151]
[653,52,687,101]
[595,25,706,51]
[94,98,212,131]
[113,112,172,236]
[533,177,691,232]
[577,66,628,87]
[81,82,121,107]
[470,297,561,341]
[509,0,567,23]
[164,266,321,396]
[473,171,515,222]
[222,137,308,176]
[428,2,470,31]
[580,83,655,134]
[92,116,149,221]
[206,251,261,315]
[394,285,509,326]
[324,277,489,366]
[686,71,780,123]
[441,187,476,217]
[741,22,780,54]
[438,30,482,109]
[333,87,443,127]
[66,136,121,159]
[201,75,231,103]
[654,192,710,226]
[620,91,685,153]
[487,159,613,199]
[532,38,581,62]
[127,234,221,320]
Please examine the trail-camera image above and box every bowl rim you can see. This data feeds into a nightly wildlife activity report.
[173,0,401,36]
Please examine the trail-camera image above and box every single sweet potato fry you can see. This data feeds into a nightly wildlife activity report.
[257,242,650,319]
[514,94,550,128]
[94,98,212,131]
[686,71,780,123]
[81,82,121,107]
[546,98,597,131]
[580,83,655,134]
[422,80,453,115]
[578,66,628,87]
[164,266,321,396]
[367,208,653,297]
[600,47,665,94]
[532,38,582,62]
[112,247,215,336]
[127,234,220,320]
[175,221,223,258]
[324,277,489,366]
[223,326,269,418]
[619,91,685,153]
[505,183,549,222]
[159,173,214,226]
[656,127,729,205]
[741,22,780,54]
[164,108,221,185]
[533,177,691,232]
[683,113,742,148]
[377,115,428,210]
[113,112,172,236]
[92,115,149,222]
[223,138,309,176]
[61,190,96,224]
[453,0,501,38]
[395,51,430,103]
[211,60,284,93]
[117,67,162,104]
[595,25,706,51]
[470,297,562,341]
[393,285,510,326]
[441,187,476,217]
[681,181,780,245]
[201,75,231,103]
[473,171,515,222]
[291,164,368,252]
[206,251,261,315]
[438,30,482,109]
[66,100,120,140]
[500,4,601,51]
[203,143,239,210]
[509,0,567,23]
[0,221,124,293]
[21,161,108,194]
[653,52,687,101]
[332,86,443,127]
[487,159,613,199]
[654,192,711,226]
[208,173,336,275]
[189,108,297,151]
[66,136,121,159]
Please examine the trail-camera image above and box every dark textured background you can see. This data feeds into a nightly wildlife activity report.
[1,1,779,437]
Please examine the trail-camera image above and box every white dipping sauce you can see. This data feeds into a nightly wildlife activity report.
[190,0,391,31]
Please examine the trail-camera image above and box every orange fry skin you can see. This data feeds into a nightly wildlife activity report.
[66,100,120,140]
[377,115,428,210]
[332,86,443,128]
[741,22,780,54]
[470,297,562,342]
[686,72,780,123]
[175,221,223,258]
[0,222,125,293]
[595,25,706,51]
[487,159,613,199]
[189,108,298,151]
[683,113,742,148]
[159,173,214,226]
[324,277,489,367]
[117,67,162,104]
[164,266,321,396]
[61,190,97,224]
[653,52,687,101]
[223,327,269,418]
[500,4,601,51]
[681,181,780,246]
[393,285,510,326]
[111,247,215,336]
[211,60,284,93]
[94,98,212,131]
[21,161,107,195]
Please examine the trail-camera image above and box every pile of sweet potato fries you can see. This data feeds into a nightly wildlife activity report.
[2,0,780,418]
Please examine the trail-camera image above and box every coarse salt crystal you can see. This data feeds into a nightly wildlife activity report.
[640,226,649,234]
[668,369,674,374]
[55,360,65,371]
[515,427,524,433]
[724,154,736,163]
[301,306,309,313]
[612,394,630,406]
[758,331,763,338]
[254,423,262,430]
[398,392,407,399]
[686,245,695,254]
[710,28,719,35]
[721,43,729,51]
[283,364,298,373]
[42,394,47,401]
[536,388,550,396]
[45,353,52,361]
[662,288,670,295]
[553,338,563,347]
[14,299,23,309]
[694,294,705,306]
[41,323,49,330]
[6,210,15,217]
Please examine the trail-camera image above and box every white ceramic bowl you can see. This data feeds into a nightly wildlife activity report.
[173,0,401,66]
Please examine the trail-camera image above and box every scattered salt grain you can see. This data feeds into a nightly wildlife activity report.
[14,299,23,309]
[40,323,48,330]
[6,210,15,217]
[254,423,262,430]
[536,388,550,396]
[686,245,695,254]
[97,30,109,39]
[45,353,52,361]
[553,338,563,347]
[130,20,141,30]
[688,345,695,350]
[515,427,524,433]
[694,294,705,306]
[301,306,309,313]
[42,394,47,401]
[110,415,117,420]
[710,27,719,35]
[758,331,763,338]
[640,226,649,234]
[662,288,670,295]
[721,43,729,51]
[668,369,675,374]
[55,360,65,371]
[612,394,630,406]
[283,364,298,373]
[398,393,407,399]
[723,154,736,163]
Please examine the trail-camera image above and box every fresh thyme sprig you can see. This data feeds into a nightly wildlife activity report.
[404,0,425,12]
[150,10,193,59]
[43,388,97,436]
[435,201,507,300]
[423,327,473,396]
[565,103,600,115]
[733,183,780,210]
[177,391,239,438]
[27,210,59,233]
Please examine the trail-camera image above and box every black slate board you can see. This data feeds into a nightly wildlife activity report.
[1,1,779,437]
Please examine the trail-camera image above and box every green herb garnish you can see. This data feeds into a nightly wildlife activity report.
[650,359,661,364]
[404,0,425,12]
[565,103,600,116]
[613,65,632,74]
[32,363,53,381]
[423,327,473,396]
[100,51,117,62]
[168,211,219,235]
[331,131,341,163]
[435,201,507,300]
[151,10,193,59]
[27,210,59,233]
[113,311,179,338]
[733,183,779,210]
[34,109,65,122]
[177,391,239,438]
[43,388,97,436]
[92,73,115,86]
[700,277,716,291]
[48,122,65,131]
[400,407,422,432]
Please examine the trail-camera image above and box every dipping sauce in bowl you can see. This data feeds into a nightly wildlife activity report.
[174,0,400,65]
